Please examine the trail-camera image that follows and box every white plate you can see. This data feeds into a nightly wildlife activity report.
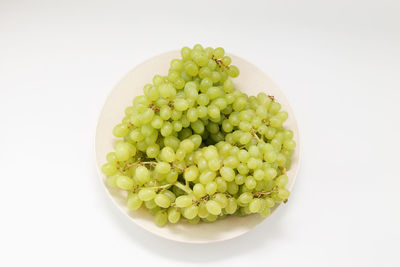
[95,50,300,243]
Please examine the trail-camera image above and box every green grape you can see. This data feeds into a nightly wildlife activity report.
[278,188,290,200]
[164,136,180,151]
[269,102,281,115]
[106,152,118,163]
[206,200,222,215]
[116,175,134,190]
[129,129,144,142]
[265,168,277,180]
[276,174,289,188]
[184,165,199,181]
[183,205,199,219]
[127,193,143,210]
[260,207,271,217]
[162,190,176,202]
[237,163,249,175]
[205,181,218,195]
[238,192,253,204]
[146,144,160,158]
[145,199,157,210]
[176,148,186,161]
[245,176,256,189]
[107,174,118,187]
[207,158,220,171]
[188,216,200,224]
[191,120,205,134]
[160,105,172,120]
[189,134,202,148]
[138,188,156,201]
[172,121,183,132]
[102,162,117,176]
[265,198,275,208]
[198,202,209,218]
[115,142,132,161]
[154,193,171,208]
[199,170,217,184]
[213,193,228,208]
[113,124,129,137]
[174,98,189,111]
[225,198,238,214]
[155,162,171,174]
[249,199,261,213]
[213,47,225,58]
[220,166,235,182]
[187,107,199,122]
[151,115,163,129]
[181,46,191,60]
[136,166,150,184]
[170,59,183,71]
[160,147,176,162]
[227,181,239,195]
[175,195,193,208]
[216,177,227,193]
[167,207,181,223]
[227,65,239,77]
[154,210,168,227]
[283,139,296,150]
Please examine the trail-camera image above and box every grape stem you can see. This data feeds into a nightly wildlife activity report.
[171,162,185,172]
[149,104,160,112]
[174,181,193,195]
[251,128,262,142]
[120,160,156,172]
[268,95,275,101]
[212,56,230,70]
[253,186,278,197]
[149,184,173,191]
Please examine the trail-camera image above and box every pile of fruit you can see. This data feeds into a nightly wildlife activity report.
[102,45,296,226]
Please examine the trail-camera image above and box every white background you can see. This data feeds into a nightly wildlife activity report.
[1,1,399,266]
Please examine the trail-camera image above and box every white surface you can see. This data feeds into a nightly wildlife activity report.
[95,51,300,243]
[0,0,399,266]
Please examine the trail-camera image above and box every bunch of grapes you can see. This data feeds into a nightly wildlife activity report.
[101,45,296,226]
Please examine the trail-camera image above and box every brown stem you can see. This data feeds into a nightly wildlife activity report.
[253,186,278,197]
[251,128,262,142]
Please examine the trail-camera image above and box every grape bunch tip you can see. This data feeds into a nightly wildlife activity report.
[102,44,296,227]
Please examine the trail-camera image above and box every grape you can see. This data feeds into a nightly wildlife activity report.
[249,198,261,213]
[184,165,199,181]
[102,45,296,227]
[238,192,253,204]
[135,166,150,184]
[205,181,217,195]
[183,205,199,219]
[155,162,171,174]
[168,207,181,223]
[116,175,134,190]
[206,200,222,215]
[154,210,168,227]
[220,166,235,182]
[138,188,156,201]
[127,193,142,210]
[175,195,193,208]
[213,193,228,208]
[154,193,171,208]
[101,162,117,176]
[107,174,118,187]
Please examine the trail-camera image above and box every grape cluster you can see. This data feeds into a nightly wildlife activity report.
[101,45,296,226]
